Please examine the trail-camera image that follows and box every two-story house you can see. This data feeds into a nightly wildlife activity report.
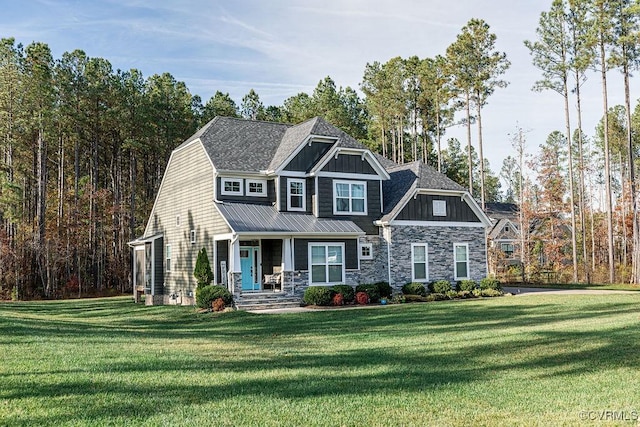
[129,116,490,309]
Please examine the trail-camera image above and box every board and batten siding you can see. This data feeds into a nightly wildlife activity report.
[293,238,358,270]
[146,140,229,297]
[317,177,381,235]
[279,177,313,213]
[321,153,378,175]
[284,141,334,172]
[397,194,481,223]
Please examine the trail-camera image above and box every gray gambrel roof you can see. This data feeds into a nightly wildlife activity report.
[215,202,364,234]
[177,116,367,172]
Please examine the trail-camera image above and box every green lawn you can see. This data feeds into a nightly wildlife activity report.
[1,295,640,426]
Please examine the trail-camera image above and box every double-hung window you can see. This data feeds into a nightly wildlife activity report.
[334,180,366,215]
[454,243,469,280]
[309,243,344,285]
[287,178,306,211]
[165,244,172,272]
[411,243,428,282]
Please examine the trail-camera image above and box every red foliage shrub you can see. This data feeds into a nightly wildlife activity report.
[212,297,225,312]
[332,293,344,306]
[355,291,369,305]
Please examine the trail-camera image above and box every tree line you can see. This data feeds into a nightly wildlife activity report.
[2,1,640,299]
[513,0,640,285]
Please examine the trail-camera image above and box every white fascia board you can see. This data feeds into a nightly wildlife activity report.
[213,233,234,241]
[213,203,236,234]
[315,171,384,181]
[143,150,176,237]
[234,231,366,238]
[216,169,269,178]
[461,193,492,227]
[390,220,487,228]
[309,146,390,180]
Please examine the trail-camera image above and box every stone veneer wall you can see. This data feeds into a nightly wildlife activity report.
[389,225,487,286]
[357,234,390,285]
[289,270,362,299]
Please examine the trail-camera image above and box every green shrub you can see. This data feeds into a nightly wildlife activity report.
[331,285,355,303]
[481,288,503,297]
[356,284,380,303]
[457,279,477,292]
[303,286,334,306]
[194,248,214,287]
[472,288,483,298]
[196,285,233,309]
[404,294,429,303]
[391,294,406,304]
[426,293,448,301]
[480,277,502,291]
[431,280,452,293]
[374,281,393,298]
[458,290,473,299]
[402,282,427,296]
[446,290,459,299]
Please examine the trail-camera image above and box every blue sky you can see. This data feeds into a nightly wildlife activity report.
[2,0,630,176]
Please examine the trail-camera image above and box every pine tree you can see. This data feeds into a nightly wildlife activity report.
[194,247,214,287]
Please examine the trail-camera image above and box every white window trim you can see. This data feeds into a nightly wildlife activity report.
[454,243,470,280]
[166,244,172,272]
[333,180,367,216]
[190,229,196,244]
[308,242,345,286]
[359,243,373,260]
[221,178,243,196]
[433,200,447,217]
[246,179,267,197]
[287,178,306,212]
[411,243,429,282]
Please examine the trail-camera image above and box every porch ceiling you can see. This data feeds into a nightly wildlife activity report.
[215,202,364,235]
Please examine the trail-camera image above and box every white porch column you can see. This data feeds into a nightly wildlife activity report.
[231,236,241,273]
[283,237,293,271]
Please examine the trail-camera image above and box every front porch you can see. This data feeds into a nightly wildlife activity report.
[214,236,304,308]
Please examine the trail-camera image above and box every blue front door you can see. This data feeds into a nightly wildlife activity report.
[240,247,260,291]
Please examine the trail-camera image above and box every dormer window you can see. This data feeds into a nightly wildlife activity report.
[221,178,243,196]
[246,179,267,197]
[334,180,367,215]
[433,200,446,216]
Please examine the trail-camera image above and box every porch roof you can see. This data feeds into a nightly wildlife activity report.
[215,202,365,235]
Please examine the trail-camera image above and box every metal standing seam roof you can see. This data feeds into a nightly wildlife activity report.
[215,202,365,234]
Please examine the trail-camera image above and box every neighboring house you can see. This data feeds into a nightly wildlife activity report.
[485,202,521,274]
[129,116,491,309]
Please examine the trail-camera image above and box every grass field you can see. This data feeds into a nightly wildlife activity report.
[1,294,640,426]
